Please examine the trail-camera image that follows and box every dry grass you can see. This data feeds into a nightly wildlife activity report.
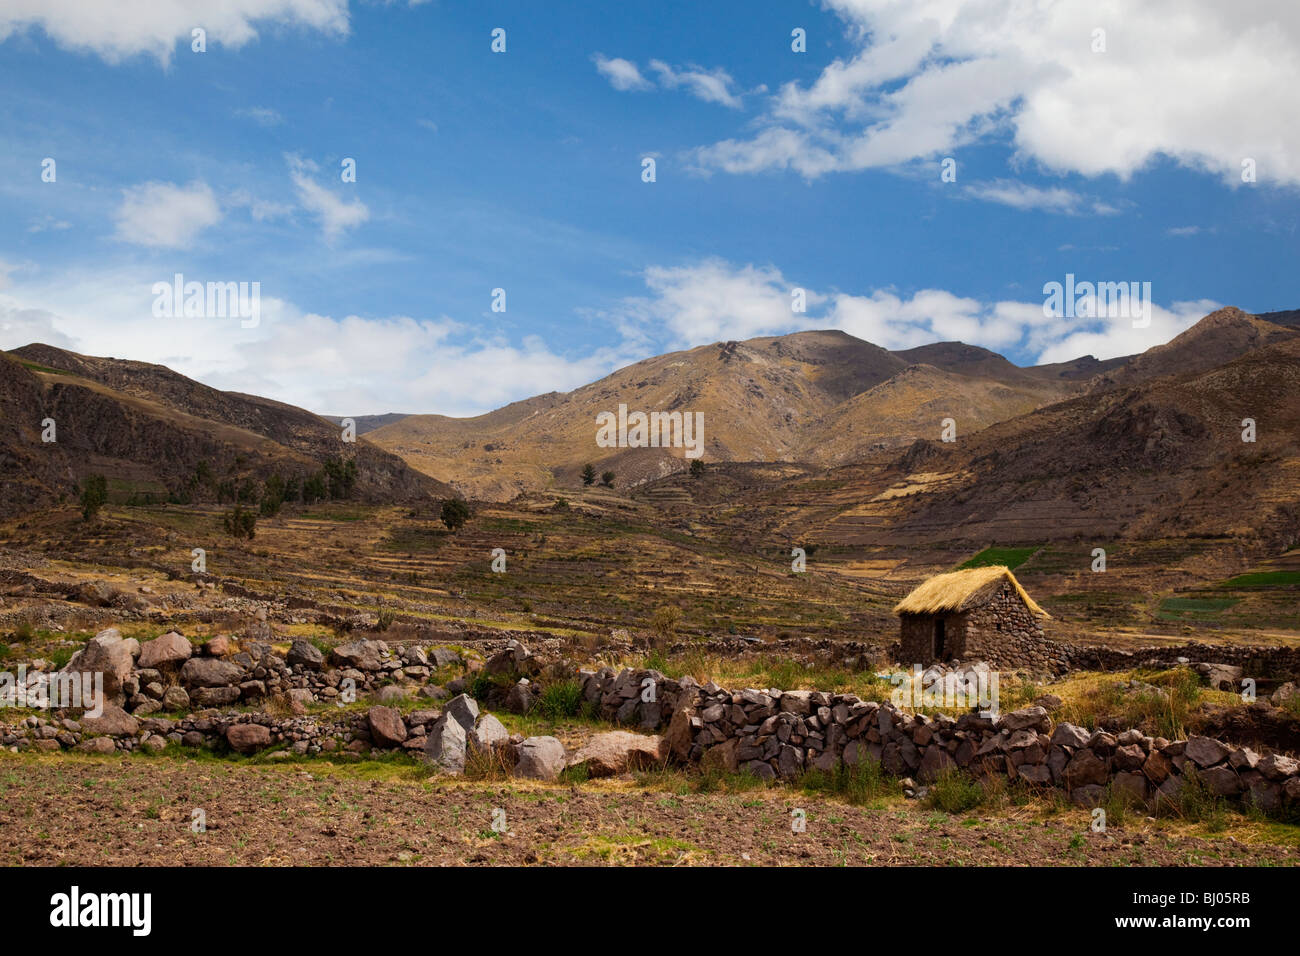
[893,565,1050,618]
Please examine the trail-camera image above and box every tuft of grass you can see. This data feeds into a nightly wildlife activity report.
[798,757,899,806]
[924,769,987,814]
[535,680,584,721]
[1159,770,1229,831]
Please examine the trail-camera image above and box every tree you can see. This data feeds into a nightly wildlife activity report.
[260,473,286,516]
[79,474,107,521]
[601,471,615,488]
[441,497,470,531]
[689,459,705,478]
[302,471,327,505]
[222,505,257,539]
[324,456,358,499]
[581,463,596,486]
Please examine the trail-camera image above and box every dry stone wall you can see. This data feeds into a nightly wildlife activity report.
[577,665,1300,812]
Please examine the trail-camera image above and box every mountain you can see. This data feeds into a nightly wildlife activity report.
[1086,307,1297,392]
[369,330,1087,499]
[0,344,450,516]
[321,413,411,434]
[778,314,1300,551]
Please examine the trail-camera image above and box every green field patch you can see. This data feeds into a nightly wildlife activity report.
[1158,596,1241,621]
[380,526,450,552]
[1218,571,1300,589]
[958,546,1039,570]
[106,477,170,505]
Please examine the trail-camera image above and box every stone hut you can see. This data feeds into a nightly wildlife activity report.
[894,565,1050,666]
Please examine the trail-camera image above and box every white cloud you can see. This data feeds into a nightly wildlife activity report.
[0,0,349,65]
[648,60,744,109]
[234,106,284,127]
[0,260,1222,417]
[0,268,642,416]
[594,54,753,107]
[692,0,1300,186]
[593,54,652,92]
[965,179,1120,215]
[287,155,369,242]
[113,180,222,248]
[610,259,1217,365]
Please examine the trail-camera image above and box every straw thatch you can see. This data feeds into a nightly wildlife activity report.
[893,565,1050,618]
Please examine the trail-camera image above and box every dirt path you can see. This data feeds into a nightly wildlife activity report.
[1,753,1296,866]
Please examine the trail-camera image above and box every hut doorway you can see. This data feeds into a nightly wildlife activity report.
[933,618,947,661]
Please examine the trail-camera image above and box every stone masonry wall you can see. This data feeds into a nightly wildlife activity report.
[578,665,1300,812]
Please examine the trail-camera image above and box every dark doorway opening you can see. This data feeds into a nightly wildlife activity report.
[933,618,947,661]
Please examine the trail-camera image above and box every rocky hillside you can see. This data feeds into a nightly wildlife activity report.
[0,345,451,517]
[370,330,1086,499]
[795,326,1300,550]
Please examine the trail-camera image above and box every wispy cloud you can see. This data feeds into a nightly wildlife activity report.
[234,106,284,127]
[593,54,652,92]
[286,154,368,242]
[965,179,1121,216]
[593,53,752,107]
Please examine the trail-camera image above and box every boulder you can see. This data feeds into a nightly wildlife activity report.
[204,635,230,657]
[1111,771,1149,804]
[80,703,139,737]
[918,745,957,783]
[429,647,462,668]
[375,685,408,704]
[1063,748,1108,788]
[1271,682,1297,706]
[514,736,566,781]
[1194,662,1243,691]
[444,693,480,732]
[367,706,407,748]
[62,628,137,703]
[664,706,695,762]
[484,640,532,677]
[329,639,386,671]
[1198,765,1243,796]
[225,723,271,754]
[1184,735,1231,768]
[504,679,533,714]
[1257,753,1299,781]
[424,715,467,773]
[162,686,190,710]
[468,714,509,755]
[193,686,240,707]
[137,632,192,669]
[286,639,324,670]
[566,731,665,778]
[1050,722,1090,750]
[997,706,1050,733]
[180,657,244,688]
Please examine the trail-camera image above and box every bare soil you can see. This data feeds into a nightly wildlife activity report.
[1,753,1295,867]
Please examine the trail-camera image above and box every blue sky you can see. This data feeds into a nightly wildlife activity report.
[1,0,1297,415]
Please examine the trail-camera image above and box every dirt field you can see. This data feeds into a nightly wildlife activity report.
[2,752,1296,867]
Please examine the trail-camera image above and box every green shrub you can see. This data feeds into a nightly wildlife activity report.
[79,474,107,521]
[221,505,257,539]
[536,680,584,720]
[440,497,470,531]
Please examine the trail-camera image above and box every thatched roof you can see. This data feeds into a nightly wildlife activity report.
[893,565,1050,618]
